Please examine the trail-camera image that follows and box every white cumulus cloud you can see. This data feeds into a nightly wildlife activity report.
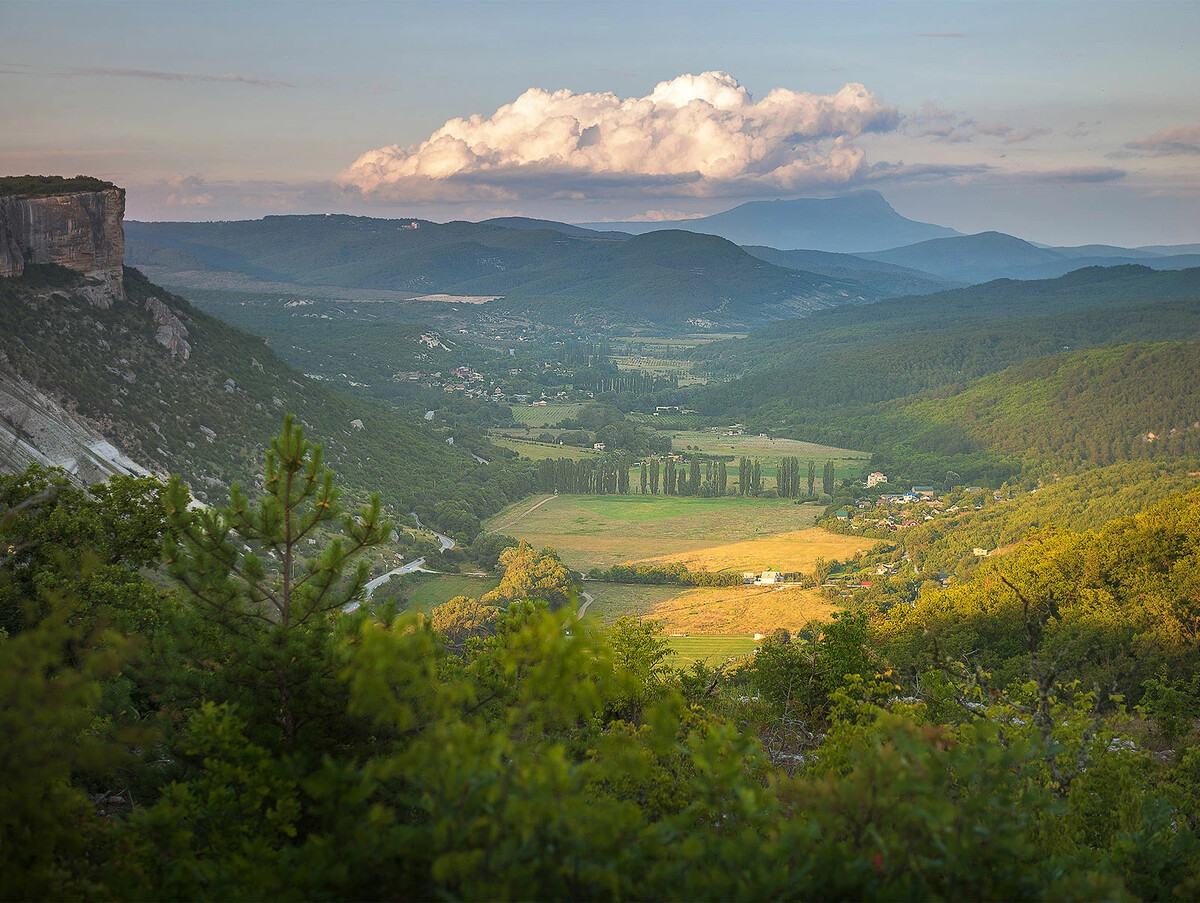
[339,71,898,200]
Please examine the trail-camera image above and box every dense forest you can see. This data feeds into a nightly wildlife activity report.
[6,417,1200,900]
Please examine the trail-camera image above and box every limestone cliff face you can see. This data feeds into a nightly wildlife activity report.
[0,188,126,301]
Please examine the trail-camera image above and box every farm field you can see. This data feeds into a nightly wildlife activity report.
[638,527,879,575]
[491,436,599,461]
[608,333,747,351]
[484,493,824,570]
[609,354,707,386]
[647,584,841,635]
[510,403,583,427]
[671,430,870,463]
[666,635,759,667]
[577,582,685,623]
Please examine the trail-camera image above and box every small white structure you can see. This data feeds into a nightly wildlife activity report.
[758,571,781,585]
[349,419,364,431]
[866,472,888,488]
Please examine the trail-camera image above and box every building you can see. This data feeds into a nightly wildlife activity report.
[866,472,888,488]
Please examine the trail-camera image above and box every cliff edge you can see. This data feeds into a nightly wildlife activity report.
[0,175,126,303]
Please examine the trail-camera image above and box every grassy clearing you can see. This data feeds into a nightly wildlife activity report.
[666,635,759,667]
[671,430,871,464]
[484,493,823,570]
[392,573,500,612]
[608,333,747,350]
[648,585,840,635]
[510,404,583,427]
[491,437,599,461]
[639,527,879,574]
[577,582,684,623]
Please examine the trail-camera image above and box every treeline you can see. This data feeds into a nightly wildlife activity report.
[534,454,732,497]
[585,562,742,586]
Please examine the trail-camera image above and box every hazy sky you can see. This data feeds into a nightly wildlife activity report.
[3,0,1198,246]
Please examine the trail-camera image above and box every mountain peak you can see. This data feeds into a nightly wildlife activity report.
[577,191,959,252]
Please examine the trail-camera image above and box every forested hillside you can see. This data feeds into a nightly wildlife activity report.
[128,216,867,327]
[694,266,1200,482]
[0,265,533,532]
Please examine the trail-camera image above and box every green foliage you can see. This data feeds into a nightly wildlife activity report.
[0,174,117,197]
[586,561,742,586]
[430,595,500,649]
[480,540,574,609]
[161,414,390,748]
[0,466,169,636]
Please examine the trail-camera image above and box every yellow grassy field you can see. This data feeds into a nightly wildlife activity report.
[637,527,879,574]
[646,584,840,635]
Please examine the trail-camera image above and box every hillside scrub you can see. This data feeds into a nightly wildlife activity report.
[6,421,1200,899]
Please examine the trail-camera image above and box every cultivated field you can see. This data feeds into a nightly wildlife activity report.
[645,584,840,635]
[638,527,878,574]
[666,635,759,667]
[490,436,599,461]
[510,403,583,427]
[671,430,871,464]
[577,581,686,622]
[485,494,824,570]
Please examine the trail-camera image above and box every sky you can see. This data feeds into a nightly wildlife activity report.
[2,0,1198,246]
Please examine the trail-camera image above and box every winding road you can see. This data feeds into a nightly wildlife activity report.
[343,513,456,613]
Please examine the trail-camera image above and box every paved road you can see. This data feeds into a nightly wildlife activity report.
[412,512,455,551]
[344,514,457,613]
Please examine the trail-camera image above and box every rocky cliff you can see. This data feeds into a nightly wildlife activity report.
[0,181,126,303]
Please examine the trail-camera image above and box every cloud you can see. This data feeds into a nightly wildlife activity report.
[1021,166,1126,184]
[70,66,294,88]
[624,209,706,223]
[339,71,899,200]
[865,161,995,183]
[165,175,214,207]
[906,103,1049,144]
[1124,122,1200,156]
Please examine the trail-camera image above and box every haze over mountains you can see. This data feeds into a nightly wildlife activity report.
[127,188,1200,330]
[577,191,961,252]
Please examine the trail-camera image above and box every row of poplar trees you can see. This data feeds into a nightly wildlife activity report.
[535,454,836,498]
[535,455,730,496]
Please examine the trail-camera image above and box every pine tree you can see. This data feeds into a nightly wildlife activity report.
[162,414,390,749]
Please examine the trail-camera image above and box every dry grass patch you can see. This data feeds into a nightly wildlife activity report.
[484,494,823,570]
[638,527,879,575]
[578,582,683,623]
[647,584,840,635]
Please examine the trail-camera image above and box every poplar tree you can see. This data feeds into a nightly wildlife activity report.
[808,460,816,497]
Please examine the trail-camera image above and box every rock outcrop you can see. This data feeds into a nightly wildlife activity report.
[0,185,126,302]
[145,296,192,360]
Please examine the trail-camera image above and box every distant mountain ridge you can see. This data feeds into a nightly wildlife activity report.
[577,191,962,252]
[127,215,883,327]
[861,231,1200,283]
